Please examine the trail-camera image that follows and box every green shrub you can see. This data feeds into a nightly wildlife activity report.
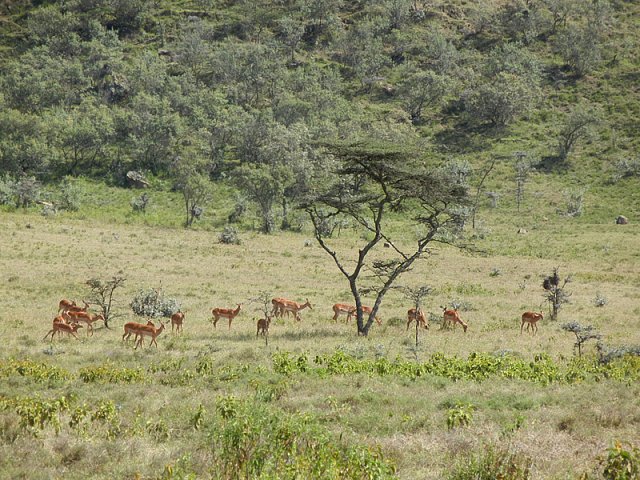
[78,363,145,384]
[207,395,396,479]
[219,225,241,245]
[446,403,474,430]
[448,445,532,480]
[602,441,640,480]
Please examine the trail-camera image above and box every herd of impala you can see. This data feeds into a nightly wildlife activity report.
[45,296,545,348]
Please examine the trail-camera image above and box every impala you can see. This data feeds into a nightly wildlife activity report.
[61,300,90,314]
[171,311,185,333]
[123,320,154,343]
[332,303,356,322]
[134,321,166,349]
[521,311,544,335]
[43,321,83,341]
[272,298,312,321]
[346,305,382,325]
[442,308,468,333]
[211,304,242,329]
[270,298,286,317]
[72,313,105,336]
[256,317,271,336]
[407,308,429,330]
[57,299,76,314]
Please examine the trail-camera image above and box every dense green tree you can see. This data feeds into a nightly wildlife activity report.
[0,109,50,175]
[557,104,600,161]
[125,94,184,174]
[209,41,284,107]
[398,69,448,124]
[277,15,306,62]
[171,155,214,228]
[1,48,90,111]
[233,163,293,234]
[463,72,539,128]
[45,100,114,176]
[555,24,603,77]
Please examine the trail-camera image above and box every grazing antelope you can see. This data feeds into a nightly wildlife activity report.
[346,305,382,325]
[256,317,271,336]
[134,321,166,349]
[43,321,83,341]
[211,304,242,329]
[171,311,185,333]
[442,308,468,333]
[272,298,312,321]
[407,308,429,330]
[521,311,544,335]
[332,303,356,322]
[123,320,154,343]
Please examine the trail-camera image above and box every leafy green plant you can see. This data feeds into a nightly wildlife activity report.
[79,363,145,384]
[446,402,475,430]
[448,445,531,480]
[207,395,395,479]
[601,441,639,480]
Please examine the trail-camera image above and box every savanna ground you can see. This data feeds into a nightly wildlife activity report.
[0,188,639,479]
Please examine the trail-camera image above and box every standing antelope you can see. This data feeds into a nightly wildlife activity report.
[123,320,155,343]
[134,321,166,349]
[442,308,468,333]
[171,311,185,333]
[521,311,544,335]
[211,304,242,329]
[272,298,312,321]
[256,317,271,336]
[407,308,429,330]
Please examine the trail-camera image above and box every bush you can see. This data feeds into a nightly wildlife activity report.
[611,158,640,183]
[58,177,81,211]
[207,395,396,478]
[130,288,180,319]
[446,403,474,430]
[130,192,150,213]
[0,175,41,208]
[448,445,532,480]
[601,441,639,480]
[218,226,241,245]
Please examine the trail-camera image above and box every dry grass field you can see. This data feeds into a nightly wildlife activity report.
[1,207,639,479]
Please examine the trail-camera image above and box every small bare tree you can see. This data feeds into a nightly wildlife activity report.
[252,290,273,346]
[514,152,532,212]
[561,322,601,357]
[543,267,572,321]
[405,285,432,354]
[85,275,126,329]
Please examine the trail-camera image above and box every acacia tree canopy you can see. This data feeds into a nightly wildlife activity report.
[300,139,470,336]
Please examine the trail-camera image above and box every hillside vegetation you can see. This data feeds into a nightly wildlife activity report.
[1,1,640,479]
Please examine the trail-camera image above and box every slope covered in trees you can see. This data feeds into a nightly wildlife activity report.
[0,0,638,226]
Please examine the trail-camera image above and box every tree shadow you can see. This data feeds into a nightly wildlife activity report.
[433,119,503,154]
[535,155,570,173]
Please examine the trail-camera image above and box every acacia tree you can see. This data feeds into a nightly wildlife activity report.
[85,275,126,329]
[301,140,469,336]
